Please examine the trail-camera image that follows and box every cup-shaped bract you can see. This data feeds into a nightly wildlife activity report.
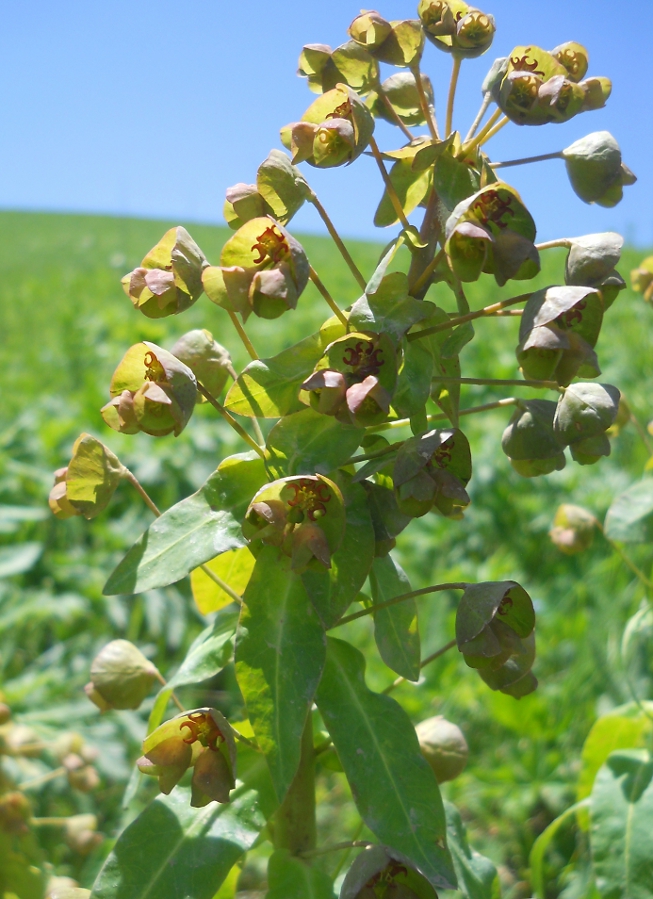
[223,151,310,231]
[101,342,197,437]
[171,329,232,400]
[281,84,375,169]
[300,331,398,428]
[393,428,472,519]
[415,715,469,783]
[631,255,653,303]
[477,631,537,697]
[553,382,620,465]
[501,400,566,477]
[137,708,237,807]
[418,1,495,59]
[456,581,535,680]
[243,475,345,571]
[564,232,625,310]
[84,640,157,711]
[49,434,126,521]
[121,227,208,319]
[445,183,539,287]
[517,285,603,385]
[203,217,309,321]
[299,41,379,96]
[349,13,424,67]
[339,844,438,899]
[549,503,596,554]
[370,71,434,126]
[563,132,636,207]
[551,41,589,82]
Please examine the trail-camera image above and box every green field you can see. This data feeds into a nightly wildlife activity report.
[1,210,652,895]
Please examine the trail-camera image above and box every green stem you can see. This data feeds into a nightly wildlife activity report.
[30,817,72,826]
[124,470,161,516]
[597,522,653,590]
[300,840,373,859]
[197,382,267,459]
[308,266,349,327]
[407,291,533,341]
[308,191,367,291]
[227,363,265,446]
[366,397,519,433]
[383,639,457,694]
[463,108,503,153]
[491,150,563,170]
[227,309,259,361]
[445,56,462,136]
[332,583,467,628]
[19,767,67,791]
[369,136,411,231]
[154,671,185,713]
[465,92,492,142]
[475,115,509,147]
[535,239,572,251]
[629,411,653,456]
[411,64,439,140]
[273,717,317,854]
[430,375,561,390]
[410,247,446,296]
[379,88,415,141]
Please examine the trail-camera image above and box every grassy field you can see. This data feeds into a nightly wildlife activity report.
[0,210,651,895]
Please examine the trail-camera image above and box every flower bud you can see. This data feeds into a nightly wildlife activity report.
[63,754,101,792]
[4,724,42,757]
[564,233,624,310]
[0,791,31,833]
[348,11,393,49]
[415,715,468,783]
[393,428,472,519]
[631,255,653,303]
[419,2,495,58]
[553,382,620,464]
[46,876,81,899]
[551,41,589,82]
[101,342,197,437]
[64,814,102,855]
[243,476,345,572]
[563,132,636,207]
[170,329,232,400]
[121,227,208,319]
[299,41,379,96]
[370,72,434,126]
[49,434,126,521]
[85,640,158,712]
[549,504,596,554]
[502,400,566,477]
[223,182,267,230]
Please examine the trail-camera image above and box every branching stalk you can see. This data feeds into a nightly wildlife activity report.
[383,639,458,694]
[379,89,415,141]
[332,583,467,628]
[308,191,367,291]
[154,670,185,713]
[227,309,259,361]
[19,767,67,791]
[308,266,349,327]
[411,64,440,140]
[369,136,412,231]
[465,92,493,142]
[491,150,563,170]
[368,397,520,433]
[197,382,267,459]
[408,291,533,341]
[446,57,462,137]
[430,375,561,390]
[300,840,373,859]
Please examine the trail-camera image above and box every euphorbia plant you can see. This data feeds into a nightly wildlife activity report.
[42,3,636,897]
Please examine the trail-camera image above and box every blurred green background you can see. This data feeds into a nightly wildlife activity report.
[0,210,651,897]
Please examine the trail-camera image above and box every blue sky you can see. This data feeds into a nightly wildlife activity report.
[1,1,651,245]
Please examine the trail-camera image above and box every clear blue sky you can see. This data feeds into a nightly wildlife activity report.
[1,1,651,245]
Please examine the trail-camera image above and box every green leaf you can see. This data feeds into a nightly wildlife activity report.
[434,151,480,213]
[104,454,267,595]
[371,555,420,681]
[374,159,432,228]
[604,478,653,543]
[349,274,435,342]
[578,703,653,802]
[393,339,434,420]
[529,799,589,899]
[90,785,264,899]
[302,475,375,627]
[266,850,335,899]
[190,547,256,614]
[444,801,500,899]
[0,542,42,578]
[235,547,326,802]
[225,321,346,418]
[265,408,361,479]
[590,750,653,899]
[315,638,456,890]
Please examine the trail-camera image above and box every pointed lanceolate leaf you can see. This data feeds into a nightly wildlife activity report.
[191,547,256,614]
[266,850,335,899]
[265,408,361,478]
[235,547,326,802]
[349,273,435,342]
[590,750,653,899]
[90,785,264,899]
[371,554,420,681]
[103,453,267,595]
[444,802,500,899]
[316,638,457,890]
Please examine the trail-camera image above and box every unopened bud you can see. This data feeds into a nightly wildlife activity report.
[85,640,158,711]
[0,791,31,833]
[416,715,468,783]
[64,814,102,855]
[549,504,596,554]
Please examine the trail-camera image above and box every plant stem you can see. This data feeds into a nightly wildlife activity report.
[445,57,462,136]
[407,291,533,341]
[227,309,259,361]
[367,397,519,433]
[30,817,71,826]
[491,150,563,170]
[231,728,261,751]
[273,717,316,854]
[332,583,467,628]
[383,639,457,694]
[197,382,267,459]
[308,191,367,291]
[629,411,653,456]
[308,266,349,327]
[476,115,509,147]
[410,247,446,296]
[19,767,67,791]
[332,820,365,879]
[463,107,502,152]
[369,136,411,231]
[535,238,573,251]
[596,521,653,590]
[153,671,186,713]
[465,93,492,142]
[125,467,245,605]
[300,840,373,859]
[411,64,440,140]
[428,375,561,390]
[379,89,415,141]
[349,441,403,465]
[227,356,265,446]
